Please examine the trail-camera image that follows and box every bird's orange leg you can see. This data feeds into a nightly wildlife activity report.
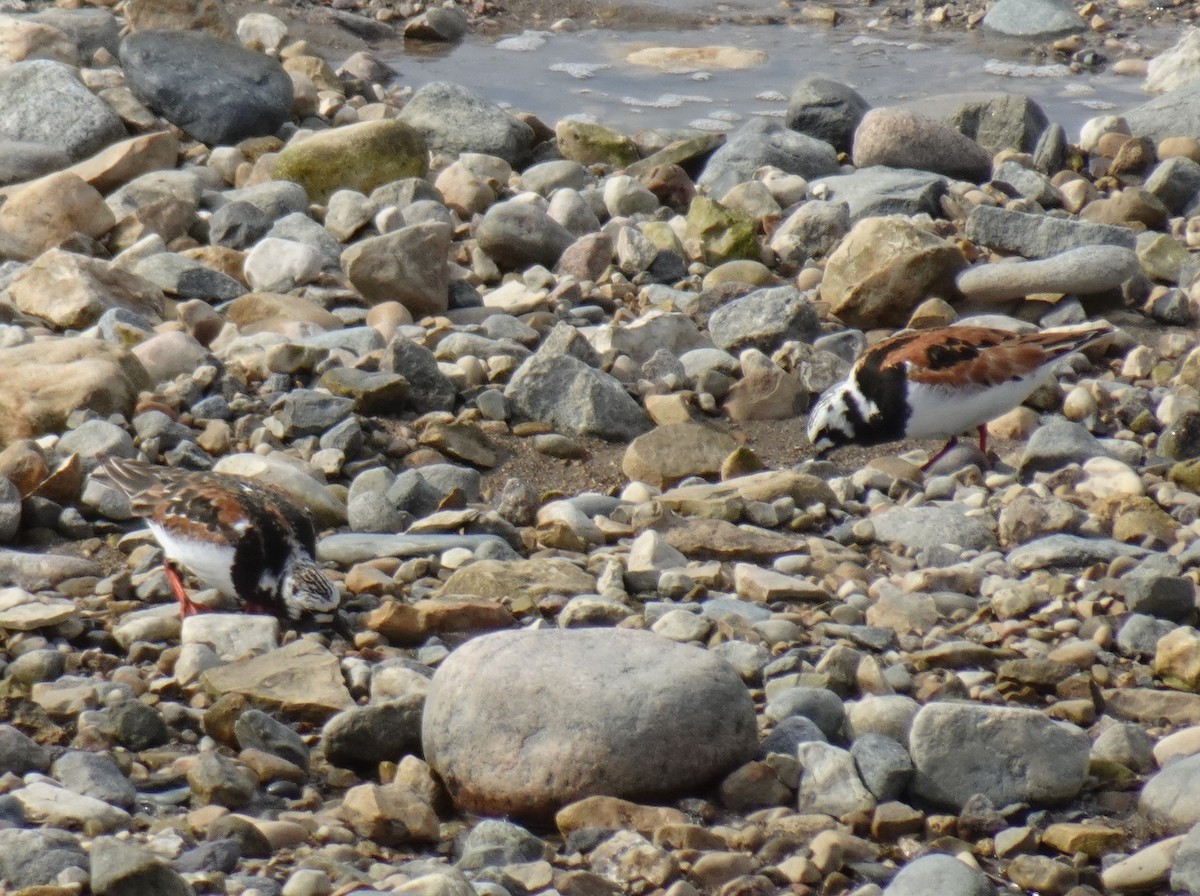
[977,424,988,454]
[164,563,202,617]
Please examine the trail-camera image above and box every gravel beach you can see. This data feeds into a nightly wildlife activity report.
[4,0,1200,895]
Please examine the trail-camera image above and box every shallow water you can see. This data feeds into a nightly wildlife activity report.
[387,10,1179,141]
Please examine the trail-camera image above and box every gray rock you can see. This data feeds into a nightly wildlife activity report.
[476,201,576,271]
[421,628,757,817]
[133,253,244,301]
[1019,418,1109,477]
[0,139,71,185]
[120,30,293,146]
[699,118,840,197]
[387,469,444,519]
[348,490,409,534]
[321,697,424,766]
[519,159,595,195]
[760,715,828,756]
[0,478,19,543]
[29,7,121,60]
[1091,722,1155,773]
[1116,613,1176,658]
[982,0,1083,36]
[909,702,1090,809]
[785,76,870,153]
[707,285,818,353]
[90,835,192,896]
[0,60,126,161]
[990,160,1061,206]
[851,732,914,801]
[225,181,309,219]
[796,742,875,817]
[398,81,534,166]
[1010,534,1147,572]
[957,245,1140,302]
[1141,753,1200,833]
[964,204,1136,258]
[5,648,65,685]
[1033,122,1068,173]
[186,751,257,809]
[458,819,548,870]
[0,828,87,889]
[317,532,512,565]
[764,686,845,740]
[1171,821,1200,894]
[57,419,136,466]
[1125,575,1196,622]
[413,463,481,503]
[342,222,452,315]
[883,853,995,896]
[870,504,997,552]
[1146,156,1200,214]
[172,838,241,875]
[234,709,310,770]
[505,351,651,441]
[809,167,948,221]
[301,326,387,357]
[0,724,50,775]
[915,92,1049,154]
[1125,78,1200,145]
[266,211,343,269]
[51,751,136,810]
[276,390,355,438]
[769,201,850,270]
[381,337,459,413]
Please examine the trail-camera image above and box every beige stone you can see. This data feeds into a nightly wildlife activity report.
[7,247,163,329]
[0,173,115,261]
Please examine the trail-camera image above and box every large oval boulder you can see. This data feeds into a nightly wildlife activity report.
[274,119,428,205]
[120,30,292,146]
[421,628,758,818]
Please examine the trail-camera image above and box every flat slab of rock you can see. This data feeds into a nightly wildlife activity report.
[437,558,595,601]
[870,505,997,552]
[658,470,836,520]
[201,640,353,722]
[957,246,1141,301]
[421,628,757,818]
[964,205,1135,258]
[622,422,739,488]
[909,702,1090,809]
[317,532,510,564]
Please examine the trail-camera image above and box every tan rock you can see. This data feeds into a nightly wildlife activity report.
[366,597,516,645]
[821,216,967,329]
[625,45,767,72]
[0,173,115,261]
[339,783,439,845]
[0,17,76,66]
[341,223,451,316]
[723,360,808,422]
[1041,822,1124,858]
[1104,687,1200,726]
[200,639,354,722]
[622,422,739,488]
[0,338,149,448]
[7,248,164,329]
[556,795,688,837]
[1154,626,1200,690]
[125,0,233,36]
[224,292,342,331]
[663,517,805,560]
[437,558,595,602]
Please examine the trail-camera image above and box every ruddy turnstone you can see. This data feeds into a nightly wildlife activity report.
[806,322,1115,468]
[96,458,340,624]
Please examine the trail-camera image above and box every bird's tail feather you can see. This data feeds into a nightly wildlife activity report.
[93,457,162,499]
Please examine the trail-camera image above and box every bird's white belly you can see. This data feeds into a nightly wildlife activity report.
[147,522,238,597]
[904,374,1047,439]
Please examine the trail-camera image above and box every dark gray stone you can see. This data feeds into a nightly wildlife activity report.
[0,60,126,161]
[1033,122,1067,174]
[699,118,840,197]
[382,337,458,412]
[764,686,845,740]
[276,390,355,438]
[387,469,443,519]
[321,697,424,766]
[505,351,652,441]
[5,647,64,685]
[233,709,310,770]
[133,253,244,301]
[851,732,914,801]
[418,463,482,504]
[991,160,1061,206]
[51,750,136,810]
[1146,156,1200,214]
[476,201,576,271]
[172,838,241,874]
[398,81,534,166]
[121,30,293,146]
[1116,613,1176,659]
[1018,418,1108,477]
[109,699,169,751]
[0,478,19,544]
[785,76,869,153]
[918,92,1049,154]
[759,714,828,757]
[1125,575,1196,623]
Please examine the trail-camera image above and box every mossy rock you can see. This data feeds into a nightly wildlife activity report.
[555,120,639,168]
[274,119,428,204]
[685,196,759,266]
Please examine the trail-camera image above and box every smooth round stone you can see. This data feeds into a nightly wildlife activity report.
[883,853,995,896]
[956,246,1140,302]
[852,107,991,181]
[421,628,757,818]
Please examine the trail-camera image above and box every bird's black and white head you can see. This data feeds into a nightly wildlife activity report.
[279,557,340,621]
[806,382,861,457]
